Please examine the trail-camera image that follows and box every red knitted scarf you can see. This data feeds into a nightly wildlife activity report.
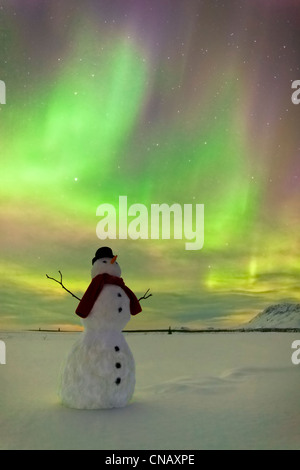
[75,273,142,318]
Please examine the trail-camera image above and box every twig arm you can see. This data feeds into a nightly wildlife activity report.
[138,288,152,302]
[46,271,81,301]
[46,271,151,303]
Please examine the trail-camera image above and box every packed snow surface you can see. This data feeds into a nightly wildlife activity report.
[1,331,300,450]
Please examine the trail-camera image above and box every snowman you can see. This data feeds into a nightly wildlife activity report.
[59,247,143,409]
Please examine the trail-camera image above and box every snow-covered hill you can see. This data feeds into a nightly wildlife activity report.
[247,303,300,329]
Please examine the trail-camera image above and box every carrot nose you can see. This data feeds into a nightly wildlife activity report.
[111,255,118,264]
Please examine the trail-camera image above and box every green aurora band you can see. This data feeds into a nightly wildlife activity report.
[1,6,300,330]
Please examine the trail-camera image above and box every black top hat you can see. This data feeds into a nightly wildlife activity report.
[92,247,115,265]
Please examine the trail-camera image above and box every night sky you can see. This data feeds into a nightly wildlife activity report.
[1,0,300,331]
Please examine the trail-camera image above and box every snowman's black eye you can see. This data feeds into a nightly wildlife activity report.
[102,260,107,263]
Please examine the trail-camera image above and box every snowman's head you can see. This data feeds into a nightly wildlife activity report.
[91,257,121,279]
[91,247,121,279]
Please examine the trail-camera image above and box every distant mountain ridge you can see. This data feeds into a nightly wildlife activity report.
[247,303,300,329]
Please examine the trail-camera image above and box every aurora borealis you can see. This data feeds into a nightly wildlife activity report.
[1,0,300,330]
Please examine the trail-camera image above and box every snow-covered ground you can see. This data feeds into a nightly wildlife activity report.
[1,330,300,450]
